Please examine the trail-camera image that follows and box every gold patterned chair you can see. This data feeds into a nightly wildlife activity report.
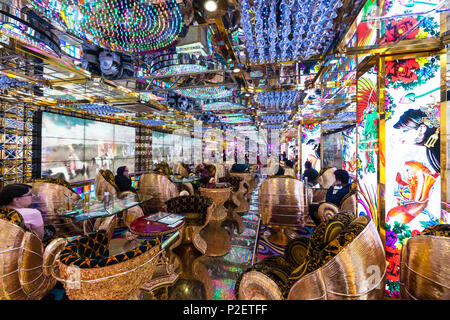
[94,169,144,228]
[173,162,190,178]
[155,162,173,176]
[165,195,214,255]
[399,224,450,300]
[316,167,337,188]
[316,182,358,223]
[137,172,179,215]
[0,208,67,300]
[29,178,84,237]
[53,229,162,300]
[259,176,307,245]
[236,212,386,300]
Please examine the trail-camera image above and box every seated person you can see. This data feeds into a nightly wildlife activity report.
[302,161,319,185]
[197,163,211,186]
[114,166,136,192]
[0,183,45,240]
[308,169,351,226]
[282,152,295,168]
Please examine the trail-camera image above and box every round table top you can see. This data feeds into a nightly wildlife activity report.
[129,213,185,237]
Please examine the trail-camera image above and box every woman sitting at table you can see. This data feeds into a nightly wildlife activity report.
[115,166,136,193]
[0,183,45,240]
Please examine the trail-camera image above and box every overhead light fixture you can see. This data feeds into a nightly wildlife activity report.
[204,0,218,12]
[233,67,241,73]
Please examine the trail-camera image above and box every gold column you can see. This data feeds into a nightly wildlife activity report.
[376,54,386,242]
[440,12,448,215]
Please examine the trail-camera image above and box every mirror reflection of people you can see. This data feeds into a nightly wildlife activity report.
[115,166,136,192]
[308,169,351,226]
[0,184,45,240]
[302,161,319,185]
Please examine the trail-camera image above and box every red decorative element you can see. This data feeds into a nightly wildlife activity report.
[386,246,401,282]
[386,17,419,43]
[385,59,419,84]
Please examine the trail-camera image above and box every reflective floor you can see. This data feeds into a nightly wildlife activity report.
[139,182,262,300]
[105,180,262,300]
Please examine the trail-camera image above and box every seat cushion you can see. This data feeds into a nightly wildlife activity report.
[419,224,450,237]
[0,207,33,233]
[59,230,160,268]
[219,176,243,192]
[165,195,213,226]
[99,169,120,193]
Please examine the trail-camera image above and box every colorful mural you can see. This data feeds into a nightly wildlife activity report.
[356,66,378,223]
[384,55,442,298]
[301,123,321,173]
[380,0,442,299]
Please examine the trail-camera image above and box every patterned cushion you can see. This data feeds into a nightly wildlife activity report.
[419,224,450,238]
[218,176,243,192]
[99,169,120,192]
[59,230,160,268]
[0,207,33,233]
[155,162,172,176]
[165,195,213,226]
[284,237,310,267]
[340,182,358,206]
[240,255,294,298]
[308,211,355,257]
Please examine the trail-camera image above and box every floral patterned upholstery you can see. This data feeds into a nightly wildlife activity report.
[59,229,160,268]
[0,207,33,233]
[418,224,450,237]
[99,169,120,193]
[235,211,367,298]
[155,162,172,176]
[218,176,244,192]
[165,195,213,226]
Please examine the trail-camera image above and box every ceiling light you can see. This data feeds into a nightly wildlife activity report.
[204,0,218,12]
[233,67,241,73]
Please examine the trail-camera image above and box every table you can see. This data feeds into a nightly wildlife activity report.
[129,212,186,294]
[60,196,144,222]
[170,175,200,195]
[199,184,233,256]
[230,172,256,199]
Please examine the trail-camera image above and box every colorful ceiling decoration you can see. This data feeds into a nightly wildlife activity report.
[175,86,235,100]
[137,119,168,127]
[65,103,129,116]
[254,90,301,111]
[240,0,343,63]
[219,113,253,124]
[26,0,183,53]
[201,101,245,111]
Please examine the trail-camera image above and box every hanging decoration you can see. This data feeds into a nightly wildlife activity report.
[254,90,300,111]
[26,0,183,53]
[240,0,342,63]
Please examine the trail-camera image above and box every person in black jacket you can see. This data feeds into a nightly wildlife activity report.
[308,169,351,226]
[302,161,319,185]
[115,166,136,192]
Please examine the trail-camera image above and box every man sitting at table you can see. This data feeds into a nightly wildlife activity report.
[302,161,319,185]
[308,169,351,226]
